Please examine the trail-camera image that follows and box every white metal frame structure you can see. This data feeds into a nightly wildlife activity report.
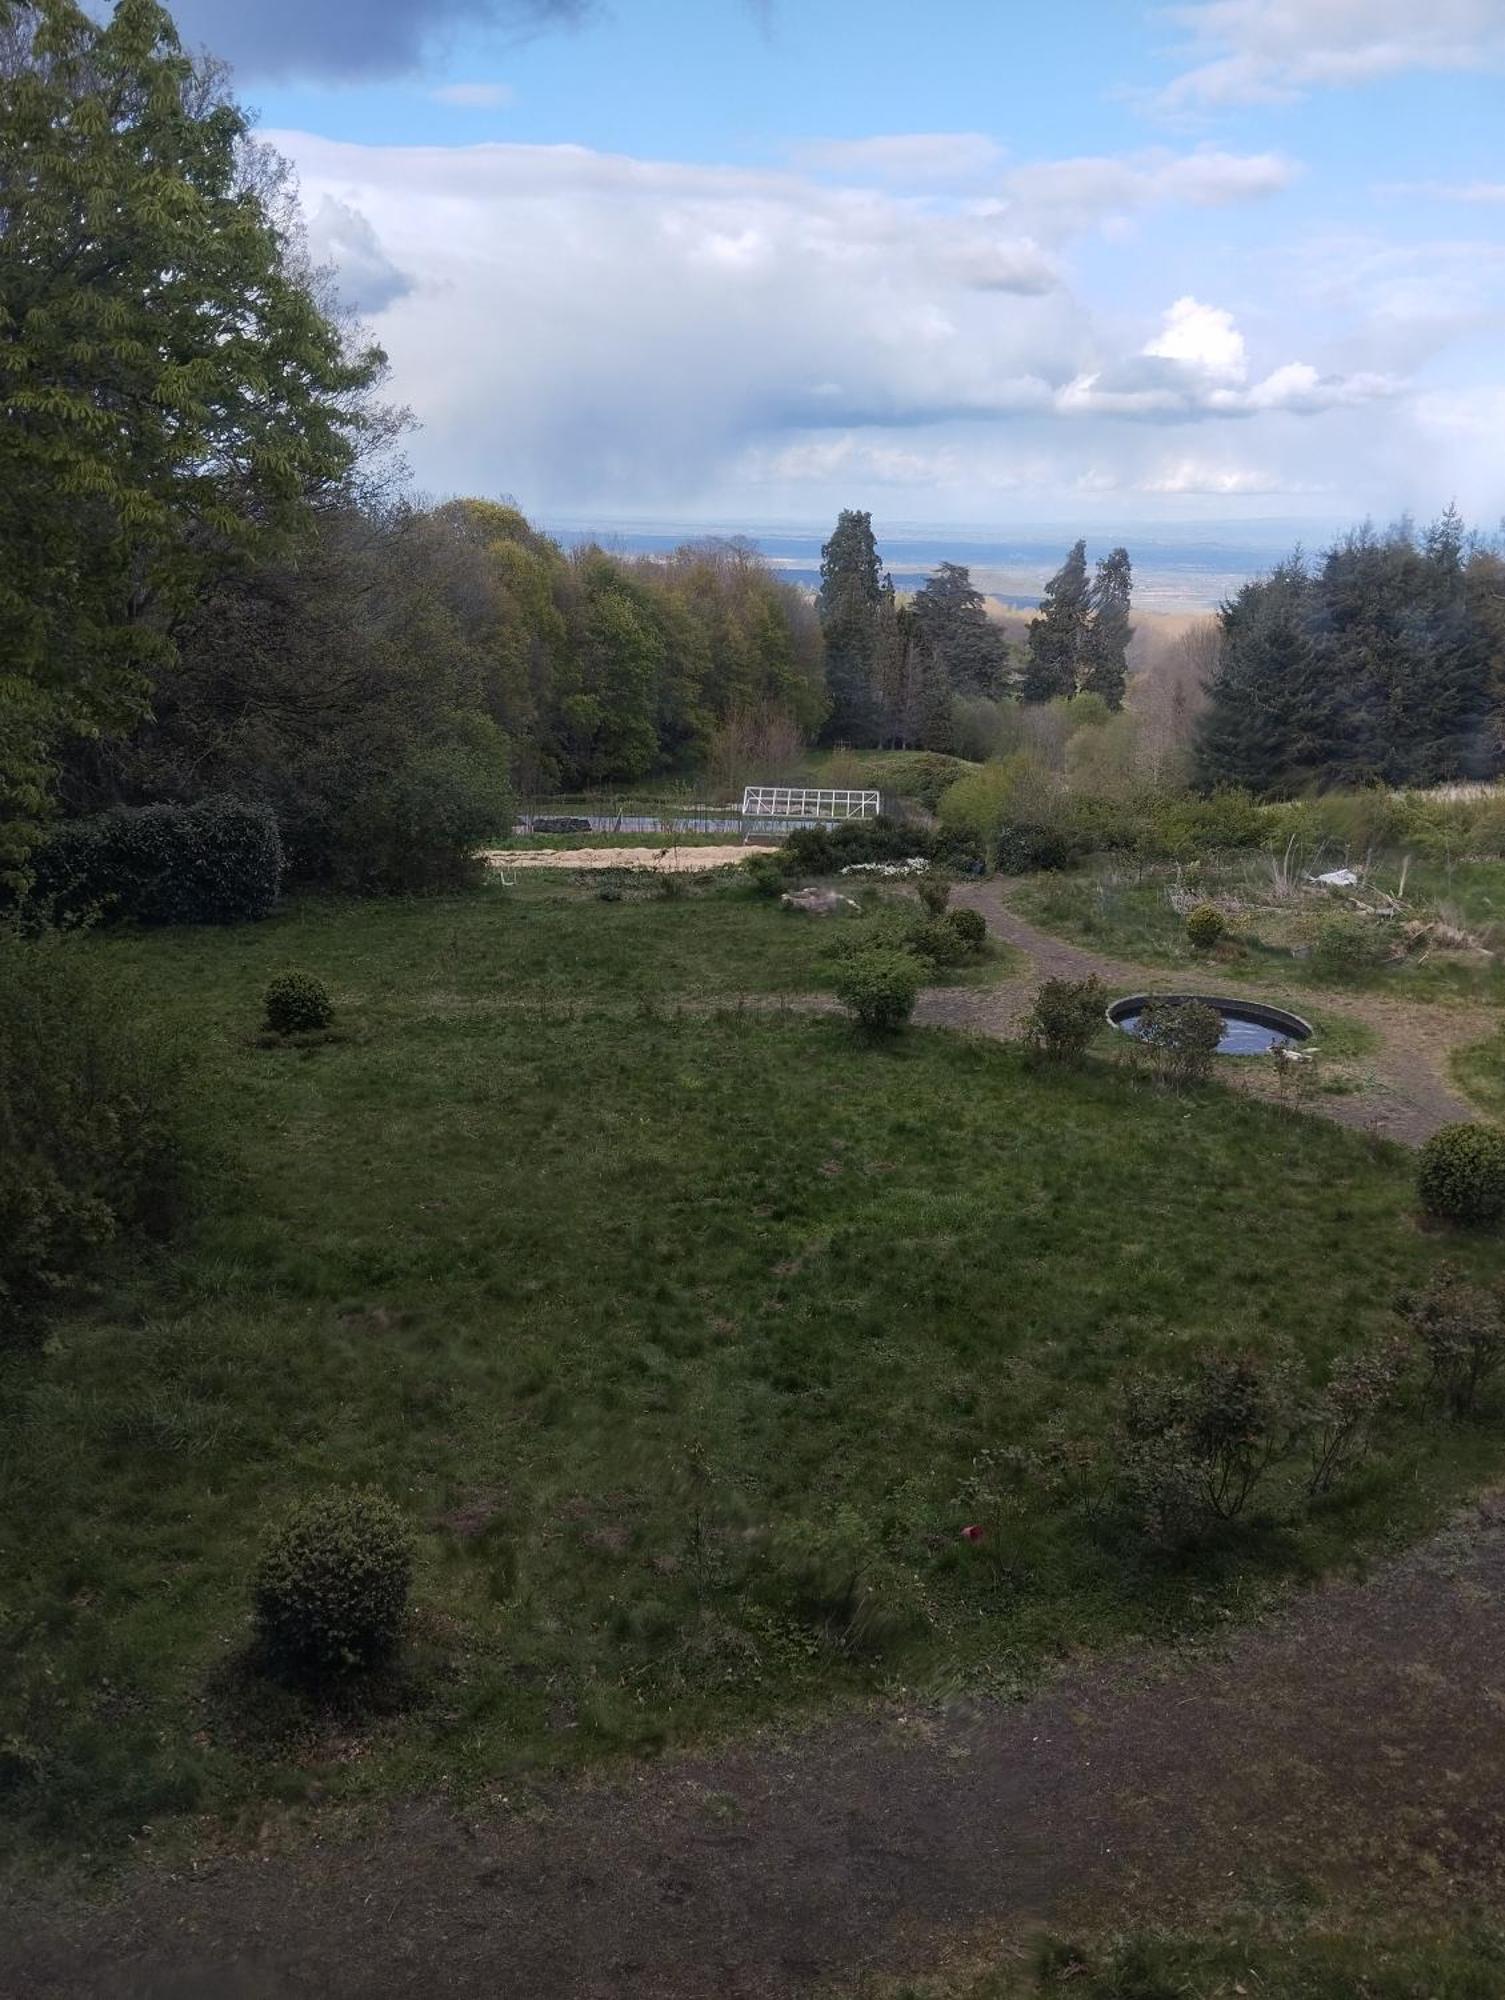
[741,786,881,821]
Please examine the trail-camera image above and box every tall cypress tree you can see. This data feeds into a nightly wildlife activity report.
[1021,540,1090,703]
[1079,547,1133,711]
[912,561,1007,698]
[817,509,884,744]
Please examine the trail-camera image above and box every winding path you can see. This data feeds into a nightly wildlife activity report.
[917,880,1485,1148]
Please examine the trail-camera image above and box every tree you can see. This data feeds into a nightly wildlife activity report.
[0,0,385,884]
[1080,547,1133,711]
[1021,541,1090,704]
[818,509,884,744]
[1195,559,1326,794]
[912,561,1008,699]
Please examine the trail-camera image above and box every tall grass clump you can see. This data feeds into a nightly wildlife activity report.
[0,932,192,1345]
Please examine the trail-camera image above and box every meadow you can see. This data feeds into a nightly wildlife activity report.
[4,871,1505,1870]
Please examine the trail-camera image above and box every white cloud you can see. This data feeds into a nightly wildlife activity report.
[994,147,1298,235]
[789,133,1005,184]
[1378,180,1505,204]
[429,81,516,108]
[1157,0,1505,109]
[304,195,413,313]
[1142,459,1330,494]
[1144,296,1247,380]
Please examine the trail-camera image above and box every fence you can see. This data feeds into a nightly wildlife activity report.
[513,793,895,838]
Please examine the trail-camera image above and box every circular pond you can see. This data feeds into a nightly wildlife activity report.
[1106,993,1314,1057]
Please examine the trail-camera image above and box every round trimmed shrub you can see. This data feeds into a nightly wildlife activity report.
[253,1488,413,1679]
[907,915,969,972]
[1417,1122,1505,1225]
[264,972,333,1036]
[1185,902,1226,951]
[945,906,987,954]
[833,949,921,1033]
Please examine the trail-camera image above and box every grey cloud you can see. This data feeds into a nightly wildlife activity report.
[305,196,414,313]
[171,0,593,81]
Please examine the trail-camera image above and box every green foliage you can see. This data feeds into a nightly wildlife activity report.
[1136,999,1223,1086]
[1310,910,1395,979]
[761,1508,928,1659]
[832,948,921,1032]
[1184,902,1226,951]
[1022,540,1091,703]
[742,852,787,898]
[0,932,189,1344]
[27,797,283,926]
[945,906,988,954]
[0,0,385,882]
[1399,1265,1505,1415]
[916,871,953,916]
[1417,1122,1505,1225]
[263,973,333,1037]
[317,719,514,895]
[252,1487,413,1681]
[1023,976,1108,1064]
[1113,1351,1293,1546]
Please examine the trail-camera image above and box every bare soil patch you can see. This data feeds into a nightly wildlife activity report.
[481,845,776,873]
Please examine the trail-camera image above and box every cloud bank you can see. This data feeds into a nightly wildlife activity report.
[171,0,591,80]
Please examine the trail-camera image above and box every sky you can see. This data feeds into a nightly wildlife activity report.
[169,0,1505,534]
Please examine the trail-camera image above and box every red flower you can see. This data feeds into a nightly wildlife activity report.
[961,1524,985,1543]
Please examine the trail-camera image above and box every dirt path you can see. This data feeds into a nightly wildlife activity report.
[922,880,1486,1148]
[11,1499,1505,2000]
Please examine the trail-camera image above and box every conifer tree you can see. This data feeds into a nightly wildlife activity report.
[1021,540,1090,703]
[912,561,1007,698]
[817,509,884,744]
[1080,547,1133,711]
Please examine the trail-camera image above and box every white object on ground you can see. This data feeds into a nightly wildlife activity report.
[479,845,777,873]
[781,887,860,915]
[1312,868,1361,888]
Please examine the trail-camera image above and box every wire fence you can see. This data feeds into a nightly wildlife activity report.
[511,794,906,838]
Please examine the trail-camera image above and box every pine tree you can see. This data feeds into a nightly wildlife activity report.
[912,561,1007,698]
[0,0,385,884]
[1195,560,1324,794]
[1080,547,1133,711]
[1021,541,1090,703]
[817,509,884,744]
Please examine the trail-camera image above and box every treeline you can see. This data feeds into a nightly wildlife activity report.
[1198,511,1505,795]
[816,512,1136,751]
[1,0,826,899]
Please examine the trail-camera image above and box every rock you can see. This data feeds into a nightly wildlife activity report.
[781,887,859,916]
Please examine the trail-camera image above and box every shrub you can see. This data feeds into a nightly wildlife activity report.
[1311,910,1395,979]
[915,871,953,917]
[1399,1265,1505,1416]
[1185,902,1226,951]
[907,915,969,972]
[1023,975,1108,1065]
[1137,998,1222,1086]
[0,934,190,1345]
[832,949,921,1033]
[994,820,1080,873]
[1302,1339,1403,1495]
[253,1488,413,1680]
[264,972,333,1037]
[319,721,513,895]
[1417,1122,1505,1225]
[945,906,987,955]
[1114,1351,1293,1545]
[742,852,786,898]
[763,1507,928,1658]
[28,797,282,927]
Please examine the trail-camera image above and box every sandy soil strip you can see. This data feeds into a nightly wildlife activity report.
[480,845,776,873]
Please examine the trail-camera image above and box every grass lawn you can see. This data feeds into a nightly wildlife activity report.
[1013,855,1505,1007]
[3,882,1504,1869]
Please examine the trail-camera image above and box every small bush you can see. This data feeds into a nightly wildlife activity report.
[1137,998,1222,1086]
[0,935,190,1346]
[995,821,1079,873]
[1114,1351,1293,1546]
[1311,910,1395,979]
[945,906,987,955]
[1023,975,1108,1065]
[1399,1266,1505,1416]
[263,972,333,1037]
[742,852,786,898]
[28,797,283,927]
[763,1507,928,1658]
[1303,1339,1403,1495]
[1185,902,1226,951]
[833,949,921,1033]
[907,915,969,972]
[1417,1122,1505,1225]
[253,1488,413,1680]
[916,871,953,917]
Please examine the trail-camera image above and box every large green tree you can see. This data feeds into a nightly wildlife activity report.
[1021,540,1090,703]
[817,508,885,745]
[1079,546,1133,711]
[912,561,1008,700]
[0,0,384,882]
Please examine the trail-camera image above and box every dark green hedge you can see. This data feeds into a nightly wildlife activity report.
[29,797,283,926]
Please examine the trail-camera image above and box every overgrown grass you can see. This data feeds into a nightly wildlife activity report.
[873,1922,1505,1997]
[3,885,1503,1868]
[1013,854,1505,1006]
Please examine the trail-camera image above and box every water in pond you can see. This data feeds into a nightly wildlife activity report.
[1111,1004,1301,1056]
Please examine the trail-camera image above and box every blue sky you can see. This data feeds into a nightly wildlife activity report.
[170,0,1505,531]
